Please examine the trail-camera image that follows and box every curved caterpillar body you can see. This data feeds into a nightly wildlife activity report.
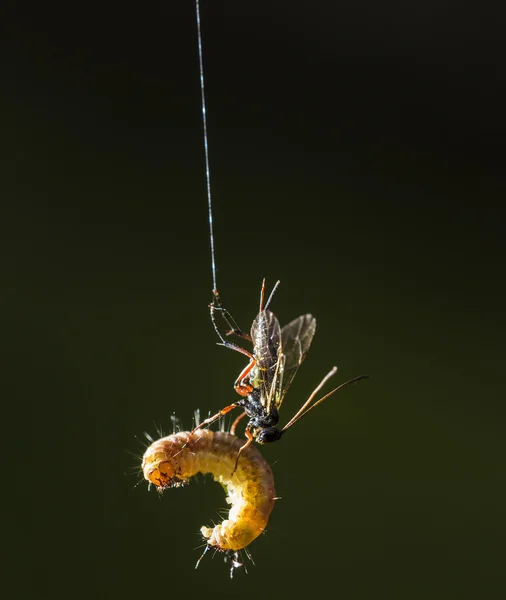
[142,429,276,563]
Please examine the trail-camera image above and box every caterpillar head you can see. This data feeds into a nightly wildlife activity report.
[143,455,186,490]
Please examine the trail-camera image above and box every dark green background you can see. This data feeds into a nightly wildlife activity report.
[4,1,505,598]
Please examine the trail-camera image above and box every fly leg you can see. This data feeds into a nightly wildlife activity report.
[230,411,247,435]
[173,401,242,458]
[232,427,255,475]
[210,300,258,396]
[211,289,252,342]
[210,302,253,360]
[233,353,257,396]
[215,306,252,342]
[190,402,241,436]
[212,299,261,397]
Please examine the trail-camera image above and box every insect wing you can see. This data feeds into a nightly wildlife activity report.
[250,310,282,408]
[273,314,316,409]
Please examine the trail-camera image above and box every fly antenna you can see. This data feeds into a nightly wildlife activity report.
[258,277,281,313]
[196,0,217,295]
[263,280,281,312]
[258,279,266,312]
[281,369,368,434]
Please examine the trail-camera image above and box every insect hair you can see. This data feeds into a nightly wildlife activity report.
[142,428,276,577]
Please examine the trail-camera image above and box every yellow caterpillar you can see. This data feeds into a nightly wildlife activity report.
[142,428,276,573]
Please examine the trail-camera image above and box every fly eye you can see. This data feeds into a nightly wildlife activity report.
[257,427,282,444]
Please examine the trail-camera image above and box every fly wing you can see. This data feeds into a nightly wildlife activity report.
[250,310,282,410]
[273,314,316,410]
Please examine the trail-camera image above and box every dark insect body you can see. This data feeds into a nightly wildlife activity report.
[190,280,367,472]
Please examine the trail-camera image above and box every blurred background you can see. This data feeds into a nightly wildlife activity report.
[3,0,505,598]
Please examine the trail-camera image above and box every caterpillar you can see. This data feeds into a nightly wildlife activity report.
[142,428,276,576]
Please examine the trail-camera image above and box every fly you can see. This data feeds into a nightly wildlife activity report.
[192,0,366,473]
[190,279,368,472]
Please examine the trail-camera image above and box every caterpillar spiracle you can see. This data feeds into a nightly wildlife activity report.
[142,428,276,575]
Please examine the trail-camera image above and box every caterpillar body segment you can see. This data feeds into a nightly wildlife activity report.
[142,429,275,553]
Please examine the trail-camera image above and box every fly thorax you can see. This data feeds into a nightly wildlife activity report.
[241,389,262,418]
[264,406,279,427]
[248,365,262,389]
